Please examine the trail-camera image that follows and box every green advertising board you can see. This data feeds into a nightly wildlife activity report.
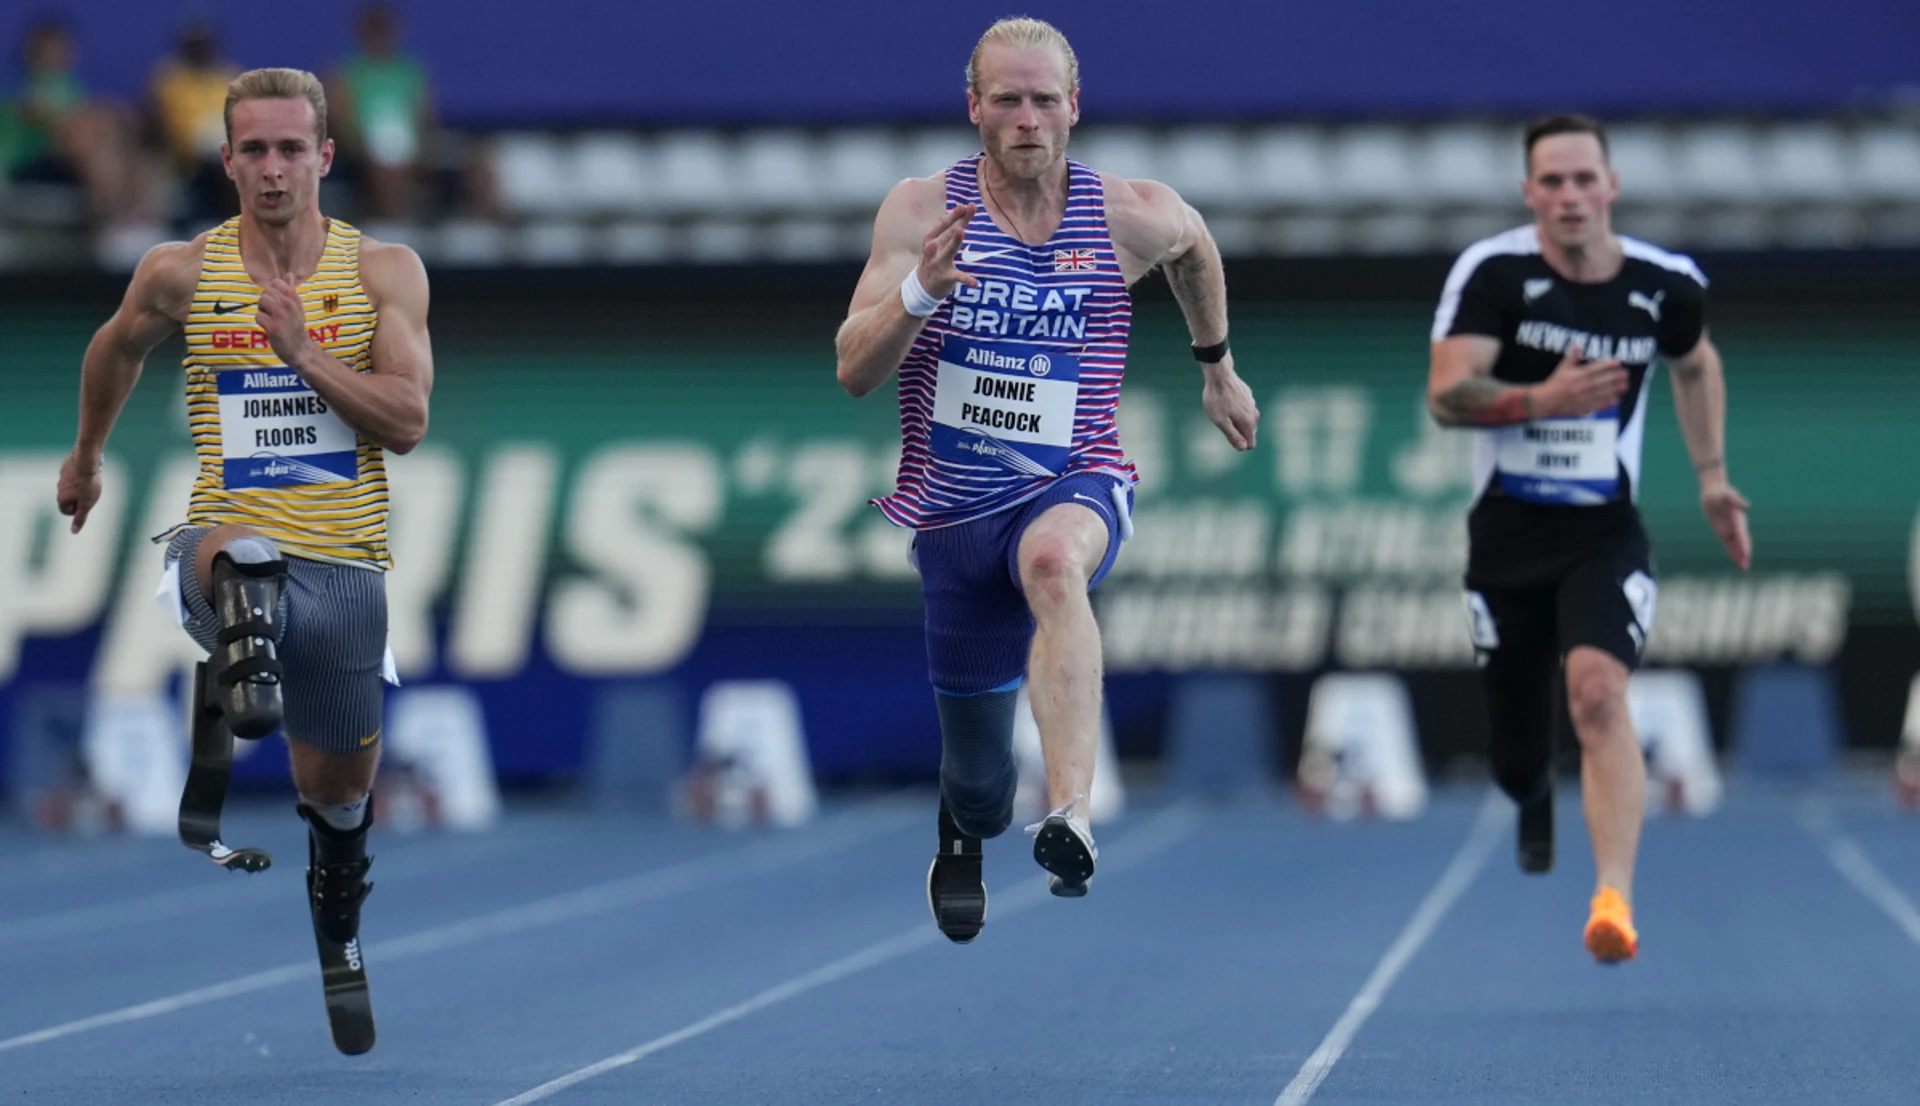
[0,302,1914,698]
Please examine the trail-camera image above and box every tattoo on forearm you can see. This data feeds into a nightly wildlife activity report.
[1163,248,1225,341]
[1433,376,1534,425]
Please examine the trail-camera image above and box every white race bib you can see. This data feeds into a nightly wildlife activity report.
[928,335,1080,478]
[217,368,359,489]
[1494,407,1620,505]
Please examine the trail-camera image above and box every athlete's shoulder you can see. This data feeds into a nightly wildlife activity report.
[1097,171,1180,219]
[879,170,953,222]
[357,235,429,305]
[1618,234,1708,290]
[1097,171,1184,263]
[127,234,210,320]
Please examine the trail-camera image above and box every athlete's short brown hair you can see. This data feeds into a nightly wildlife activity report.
[224,67,329,145]
[1524,114,1609,171]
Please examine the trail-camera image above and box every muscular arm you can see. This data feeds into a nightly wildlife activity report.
[834,176,956,399]
[1427,336,1532,426]
[1668,332,1751,569]
[266,240,433,453]
[59,239,197,531]
[1158,201,1227,350]
[1108,177,1258,450]
[74,241,197,467]
[1666,334,1728,479]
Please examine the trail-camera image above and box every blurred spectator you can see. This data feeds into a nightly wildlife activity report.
[150,17,239,225]
[2,15,156,228]
[330,2,432,222]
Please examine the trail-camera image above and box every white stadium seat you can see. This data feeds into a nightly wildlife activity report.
[1760,124,1855,203]
[1325,124,1421,207]
[819,128,905,209]
[1853,126,1920,203]
[652,130,737,214]
[1067,126,1159,184]
[492,132,575,217]
[1604,124,1680,205]
[904,127,981,178]
[1671,122,1766,203]
[517,220,592,265]
[1421,122,1517,206]
[602,220,674,264]
[765,218,843,262]
[1245,126,1334,207]
[1159,126,1249,208]
[736,129,822,212]
[570,132,653,216]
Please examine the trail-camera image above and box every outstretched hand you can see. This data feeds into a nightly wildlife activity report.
[1701,479,1752,571]
[1201,359,1259,451]
[56,450,102,534]
[917,203,981,299]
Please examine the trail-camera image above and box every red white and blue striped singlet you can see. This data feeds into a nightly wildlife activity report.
[872,155,1136,530]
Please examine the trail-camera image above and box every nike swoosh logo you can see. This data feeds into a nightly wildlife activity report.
[213,300,252,315]
[959,248,1018,264]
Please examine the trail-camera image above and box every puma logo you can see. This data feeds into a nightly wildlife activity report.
[1628,290,1665,322]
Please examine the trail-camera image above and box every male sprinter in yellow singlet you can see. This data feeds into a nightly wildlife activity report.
[56,68,430,1053]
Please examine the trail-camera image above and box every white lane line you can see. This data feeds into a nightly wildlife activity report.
[1276,792,1505,1106]
[0,803,914,1054]
[1798,800,1920,949]
[492,803,1203,1106]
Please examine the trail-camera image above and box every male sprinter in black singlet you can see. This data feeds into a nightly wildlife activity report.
[56,67,432,1050]
[1429,115,1750,964]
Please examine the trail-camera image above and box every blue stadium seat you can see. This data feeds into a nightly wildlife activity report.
[1729,662,1842,780]
[586,680,692,812]
[1163,673,1279,798]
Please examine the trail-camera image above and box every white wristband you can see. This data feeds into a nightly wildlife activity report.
[899,268,944,318]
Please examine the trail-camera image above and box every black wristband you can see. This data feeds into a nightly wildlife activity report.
[1191,337,1229,363]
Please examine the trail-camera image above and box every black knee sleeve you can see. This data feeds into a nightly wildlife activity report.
[211,547,288,739]
[935,686,1020,840]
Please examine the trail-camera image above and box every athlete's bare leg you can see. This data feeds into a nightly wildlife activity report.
[1016,503,1110,820]
[1566,646,1644,900]
[288,742,380,805]
[193,523,273,595]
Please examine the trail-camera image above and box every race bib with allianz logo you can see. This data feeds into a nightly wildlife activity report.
[929,335,1080,478]
[1494,406,1620,505]
[218,368,359,489]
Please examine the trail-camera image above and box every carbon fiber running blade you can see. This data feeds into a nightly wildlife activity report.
[178,661,272,873]
[314,923,376,1055]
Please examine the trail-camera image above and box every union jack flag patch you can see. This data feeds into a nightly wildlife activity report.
[1053,248,1099,272]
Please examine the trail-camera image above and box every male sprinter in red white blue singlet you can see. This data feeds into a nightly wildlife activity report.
[835,17,1260,944]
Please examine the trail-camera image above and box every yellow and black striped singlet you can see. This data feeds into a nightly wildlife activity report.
[170,217,391,569]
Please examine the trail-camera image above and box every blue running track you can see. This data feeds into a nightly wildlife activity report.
[1,782,1916,1104]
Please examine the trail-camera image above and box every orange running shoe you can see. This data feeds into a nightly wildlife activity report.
[1584,886,1638,964]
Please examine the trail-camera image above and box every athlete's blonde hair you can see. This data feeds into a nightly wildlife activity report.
[966,17,1079,95]
[224,67,329,145]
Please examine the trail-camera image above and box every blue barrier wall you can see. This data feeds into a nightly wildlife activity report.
[21,0,1920,125]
